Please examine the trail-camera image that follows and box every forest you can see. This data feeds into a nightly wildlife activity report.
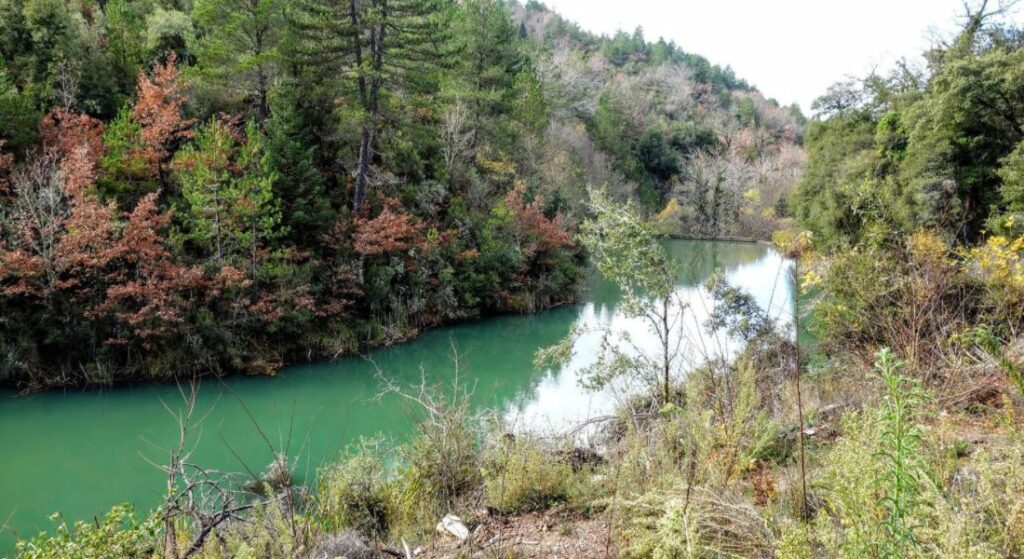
[6,0,1024,558]
[0,0,804,388]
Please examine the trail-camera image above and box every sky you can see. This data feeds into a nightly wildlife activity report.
[539,0,1022,113]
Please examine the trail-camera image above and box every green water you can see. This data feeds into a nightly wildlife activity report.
[0,240,794,552]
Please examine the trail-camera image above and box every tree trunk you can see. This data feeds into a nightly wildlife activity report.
[793,262,809,519]
[662,295,670,405]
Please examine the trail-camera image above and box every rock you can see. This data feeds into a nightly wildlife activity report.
[436,514,470,542]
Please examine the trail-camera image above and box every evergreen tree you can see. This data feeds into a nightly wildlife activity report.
[454,0,526,148]
[192,0,285,121]
[291,0,453,211]
[0,61,39,152]
[265,84,333,245]
[175,120,283,279]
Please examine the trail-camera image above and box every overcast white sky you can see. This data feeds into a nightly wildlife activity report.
[540,0,1022,113]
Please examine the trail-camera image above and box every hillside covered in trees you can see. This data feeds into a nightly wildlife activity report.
[0,0,805,388]
[9,1,1024,559]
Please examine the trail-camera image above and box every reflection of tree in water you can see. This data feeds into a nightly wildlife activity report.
[585,240,771,309]
[665,240,769,286]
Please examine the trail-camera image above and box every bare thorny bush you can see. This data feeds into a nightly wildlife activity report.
[374,349,485,528]
[146,380,310,559]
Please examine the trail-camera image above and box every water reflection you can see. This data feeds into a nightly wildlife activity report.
[511,240,793,431]
[0,240,792,550]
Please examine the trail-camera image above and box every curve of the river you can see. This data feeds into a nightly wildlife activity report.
[0,239,794,552]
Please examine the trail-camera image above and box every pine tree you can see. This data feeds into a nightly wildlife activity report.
[175,119,283,279]
[454,0,527,149]
[192,0,285,121]
[265,84,333,245]
[291,0,454,211]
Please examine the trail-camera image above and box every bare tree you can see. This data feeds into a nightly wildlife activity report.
[440,98,472,177]
[146,382,266,559]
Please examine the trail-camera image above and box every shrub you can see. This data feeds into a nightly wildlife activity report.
[619,490,774,559]
[317,442,394,540]
[482,436,572,514]
[381,373,484,533]
[16,504,158,559]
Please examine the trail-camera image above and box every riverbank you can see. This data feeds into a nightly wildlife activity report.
[3,291,582,394]
[0,239,793,554]
[12,330,1023,559]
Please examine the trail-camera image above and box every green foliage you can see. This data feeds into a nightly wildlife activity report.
[16,504,158,559]
[264,84,333,245]
[578,189,674,298]
[317,441,395,540]
[0,61,39,152]
[97,105,155,207]
[103,0,148,92]
[482,436,571,514]
[192,0,284,118]
[874,348,927,558]
[145,7,194,61]
[796,14,1024,246]
[175,119,283,270]
[992,140,1024,236]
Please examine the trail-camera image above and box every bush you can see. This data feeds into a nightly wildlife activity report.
[317,442,394,540]
[16,504,158,559]
[482,436,572,514]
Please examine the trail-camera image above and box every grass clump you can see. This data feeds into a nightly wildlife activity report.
[482,435,572,514]
[316,439,395,541]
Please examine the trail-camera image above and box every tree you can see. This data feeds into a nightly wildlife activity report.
[102,192,205,346]
[133,53,196,186]
[453,0,528,149]
[993,140,1024,234]
[538,189,681,405]
[0,60,39,152]
[144,7,195,63]
[291,0,453,211]
[264,84,333,244]
[103,0,148,93]
[0,0,78,105]
[174,119,283,279]
[98,105,159,208]
[192,0,285,121]
[899,41,1024,241]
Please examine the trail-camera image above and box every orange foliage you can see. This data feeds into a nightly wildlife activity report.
[39,109,107,162]
[102,192,206,343]
[0,131,204,344]
[503,183,572,257]
[132,53,196,174]
[353,208,422,256]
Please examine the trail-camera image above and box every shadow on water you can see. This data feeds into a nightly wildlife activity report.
[0,239,794,551]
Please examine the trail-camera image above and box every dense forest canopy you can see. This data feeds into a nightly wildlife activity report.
[0,0,804,388]
[792,1,1024,247]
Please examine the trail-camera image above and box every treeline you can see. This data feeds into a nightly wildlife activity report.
[0,0,795,387]
[515,2,807,239]
[792,5,1024,247]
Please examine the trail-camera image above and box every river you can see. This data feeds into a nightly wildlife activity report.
[0,239,794,552]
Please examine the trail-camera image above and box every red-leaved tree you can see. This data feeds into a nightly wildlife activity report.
[133,53,196,183]
[503,182,572,259]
